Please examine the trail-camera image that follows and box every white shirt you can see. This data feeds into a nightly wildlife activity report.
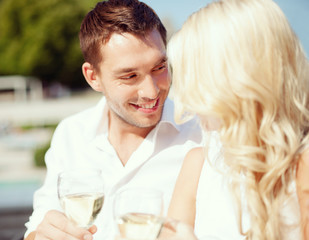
[195,132,301,240]
[25,96,203,240]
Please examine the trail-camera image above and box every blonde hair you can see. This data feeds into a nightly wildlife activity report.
[168,0,309,239]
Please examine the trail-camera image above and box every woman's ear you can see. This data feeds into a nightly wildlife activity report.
[82,62,103,92]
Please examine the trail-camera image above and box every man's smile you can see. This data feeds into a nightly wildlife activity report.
[131,99,159,112]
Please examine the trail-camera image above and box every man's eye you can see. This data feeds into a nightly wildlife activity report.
[120,74,137,79]
[153,64,166,72]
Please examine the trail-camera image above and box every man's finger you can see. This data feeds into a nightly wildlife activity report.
[45,210,93,240]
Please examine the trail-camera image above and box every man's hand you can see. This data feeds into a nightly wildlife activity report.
[25,210,97,240]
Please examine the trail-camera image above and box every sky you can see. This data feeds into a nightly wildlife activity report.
[142,0,309,56]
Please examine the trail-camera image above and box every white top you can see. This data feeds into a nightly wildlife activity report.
[195,133,301,240]
[25,97,203,240]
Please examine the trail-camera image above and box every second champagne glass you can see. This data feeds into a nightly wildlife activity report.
[57,169,105,228]
[113,188,165,240]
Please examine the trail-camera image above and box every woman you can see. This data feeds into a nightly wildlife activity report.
[166,0,309,239]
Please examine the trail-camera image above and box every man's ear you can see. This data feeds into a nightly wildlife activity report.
[82,62,103,92]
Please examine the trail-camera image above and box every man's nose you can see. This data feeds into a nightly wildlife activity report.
[138,75,159,100]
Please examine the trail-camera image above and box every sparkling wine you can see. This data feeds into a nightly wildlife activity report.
[60,193,104,228]
[117,212,164,240]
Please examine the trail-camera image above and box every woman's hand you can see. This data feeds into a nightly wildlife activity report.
[158,219,198,240]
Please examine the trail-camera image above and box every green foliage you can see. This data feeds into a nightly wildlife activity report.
[20,122,59,131]
[33,141,50,167]
[0,0,98,88]
[32,123,58,167]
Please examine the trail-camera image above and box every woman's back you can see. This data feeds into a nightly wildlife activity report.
[195,134,301,239]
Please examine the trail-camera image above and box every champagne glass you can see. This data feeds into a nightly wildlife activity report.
[113,188,164,240]
[57,169,105,228]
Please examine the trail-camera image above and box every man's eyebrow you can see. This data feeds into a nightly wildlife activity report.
[156,56,167,66]
[114,67,137,75]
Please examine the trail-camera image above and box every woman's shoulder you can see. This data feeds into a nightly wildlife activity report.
[186,147,204,160]
[182,147,205,172]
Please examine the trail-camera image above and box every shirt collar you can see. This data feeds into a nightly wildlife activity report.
[156,97,180,132]
[83,96,107,141]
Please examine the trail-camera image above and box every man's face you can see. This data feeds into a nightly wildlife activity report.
[95,30,171,129]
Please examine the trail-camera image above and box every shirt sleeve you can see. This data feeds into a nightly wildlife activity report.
[24,125,65,238]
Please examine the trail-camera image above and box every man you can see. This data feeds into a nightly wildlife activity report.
[24,0,202,239]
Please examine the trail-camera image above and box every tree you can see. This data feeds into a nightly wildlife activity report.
[0,0,98,89]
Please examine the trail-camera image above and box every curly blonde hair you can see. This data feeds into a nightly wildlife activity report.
[168,0,309,239]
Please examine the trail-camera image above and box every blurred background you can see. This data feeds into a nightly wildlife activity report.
[0,0,308,239]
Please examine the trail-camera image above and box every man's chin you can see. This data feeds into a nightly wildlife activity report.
[111,106,163,129]
[134,119,160,129]
[133,114,162,128]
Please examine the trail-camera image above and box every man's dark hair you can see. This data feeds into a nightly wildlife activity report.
[79,0,167,70]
